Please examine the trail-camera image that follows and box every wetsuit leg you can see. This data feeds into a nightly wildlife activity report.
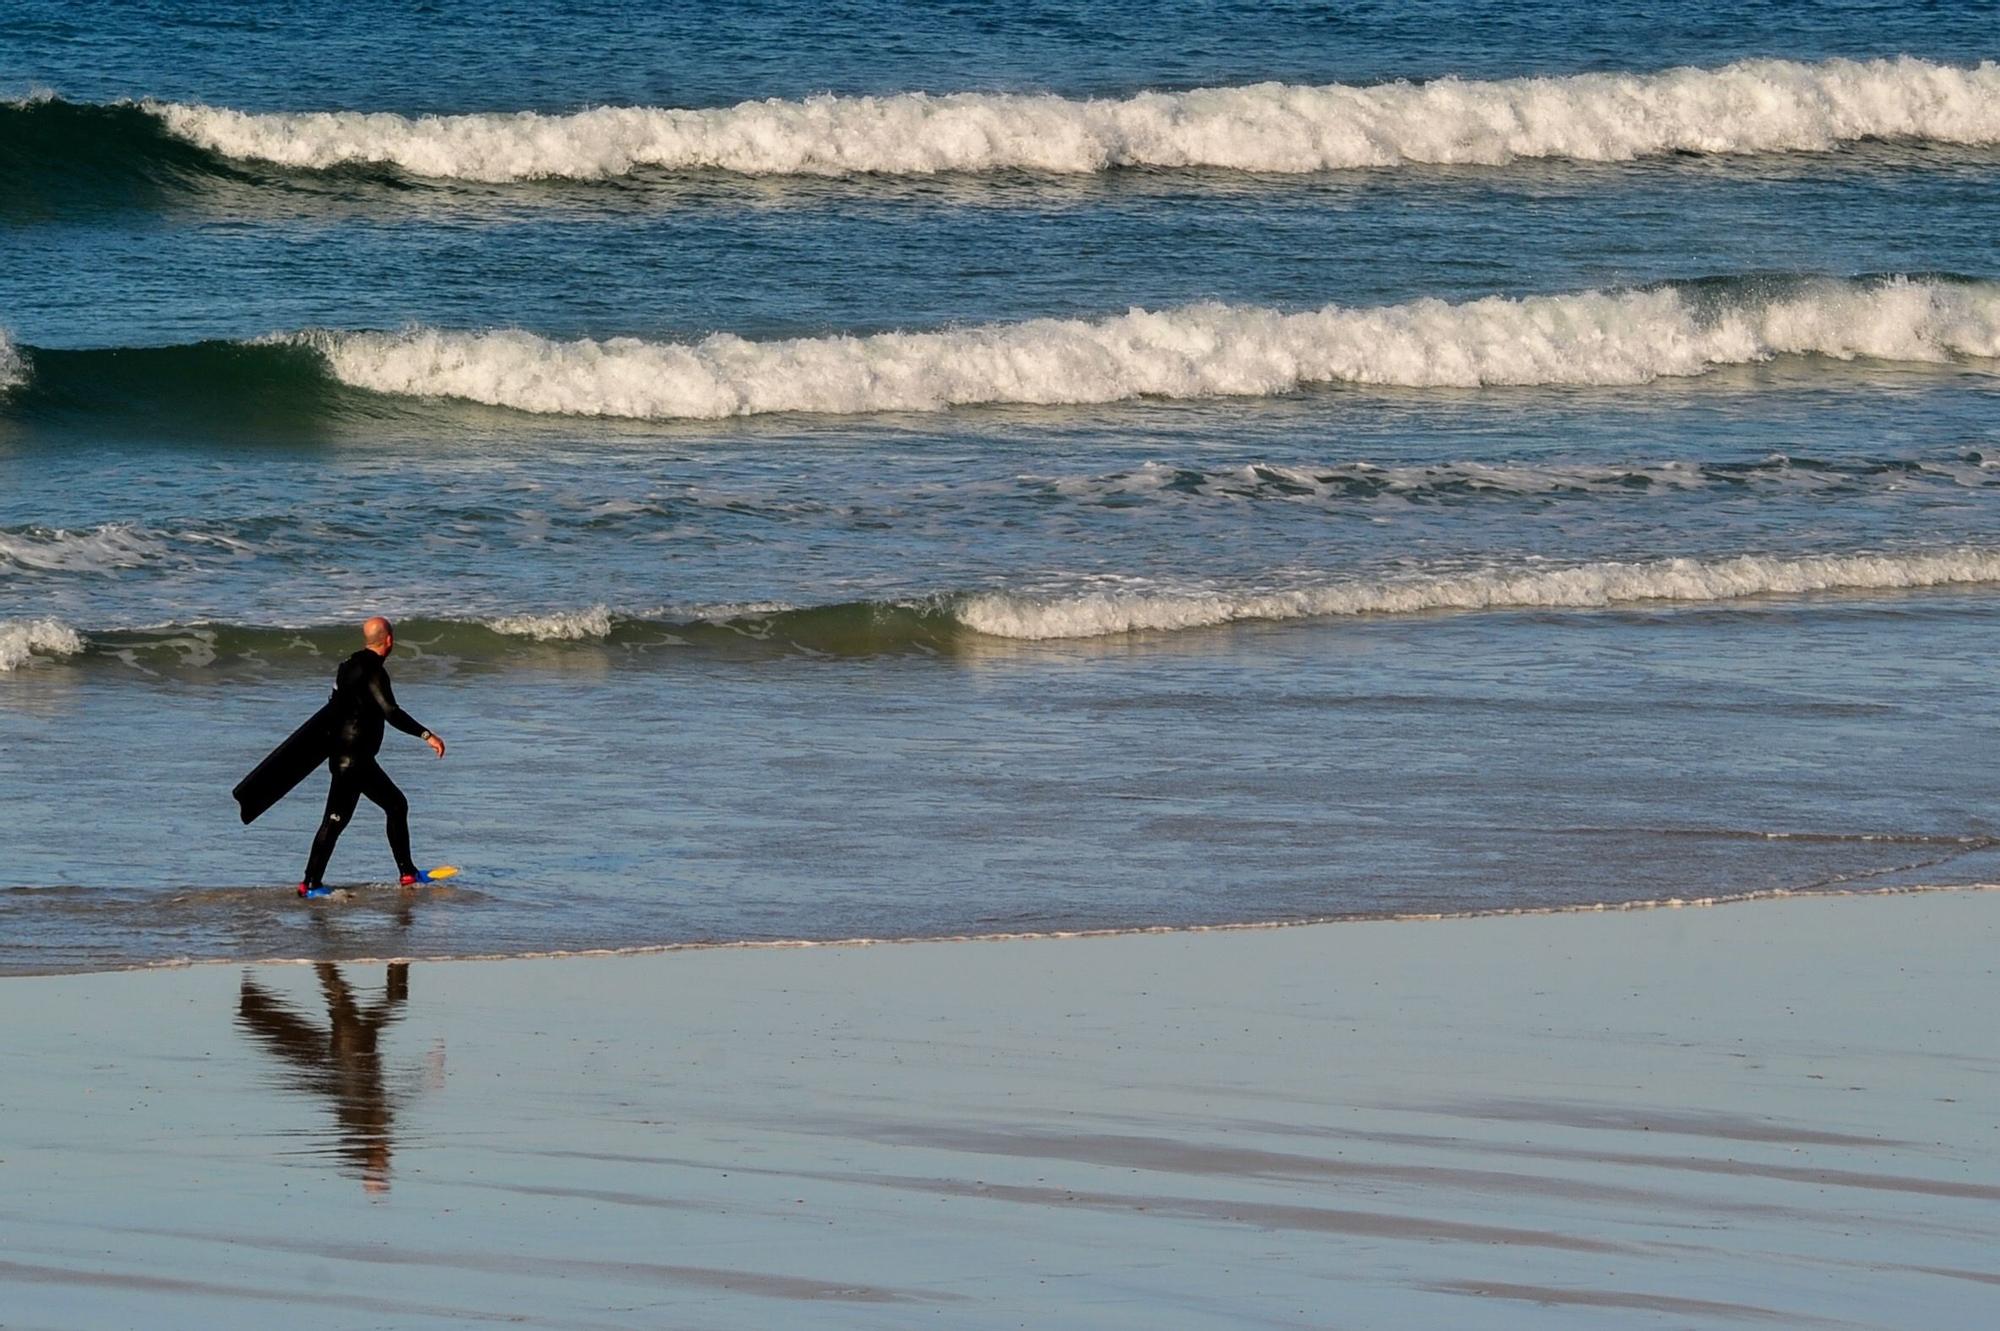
[304,756,367,886]
[354,760,418,878]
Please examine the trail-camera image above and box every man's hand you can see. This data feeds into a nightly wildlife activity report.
[426,733,446,759]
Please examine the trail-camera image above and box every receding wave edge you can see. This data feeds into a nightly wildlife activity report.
[63,882,1993,979]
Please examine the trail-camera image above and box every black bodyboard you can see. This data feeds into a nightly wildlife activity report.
[234,698,336,825]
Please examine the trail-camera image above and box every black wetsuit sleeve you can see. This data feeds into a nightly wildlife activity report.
[367,668,428,738]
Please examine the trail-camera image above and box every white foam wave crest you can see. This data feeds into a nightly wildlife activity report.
[153,57,2000,181]
[486,606,615,640]
[0,618,87,671]
[308,278,2000,420]
[0,330,24,394]
[0,524,171,574]
[956,550,2000,639]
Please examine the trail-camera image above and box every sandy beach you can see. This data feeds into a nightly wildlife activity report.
[2,888,1994,1329]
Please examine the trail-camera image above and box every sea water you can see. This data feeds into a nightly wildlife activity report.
[3,2,1999,972]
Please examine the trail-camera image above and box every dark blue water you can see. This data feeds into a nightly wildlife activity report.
[3,2,1998,972]
[8,1,1994,110]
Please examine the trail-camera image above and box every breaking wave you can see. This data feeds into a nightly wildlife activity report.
[2,277,1993,427]
[12,548,2000,672]
[0,331,23,393]
[955,550,2000,639]
[305,276,2000,419]
[0,618,88,671]
[148,57,2000,181]
[484,606,617,641]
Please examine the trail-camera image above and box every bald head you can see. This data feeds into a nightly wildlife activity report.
[362,616,394,654]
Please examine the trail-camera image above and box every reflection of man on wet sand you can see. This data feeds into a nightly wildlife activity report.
[236,963,418,1194]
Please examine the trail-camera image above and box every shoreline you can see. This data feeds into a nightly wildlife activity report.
[13,877,1994,980]
[7,887,1997,1328]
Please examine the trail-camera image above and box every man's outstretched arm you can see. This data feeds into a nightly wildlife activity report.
[367,670,445,757]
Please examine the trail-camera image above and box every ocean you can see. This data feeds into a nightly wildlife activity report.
[3,2,1998,973]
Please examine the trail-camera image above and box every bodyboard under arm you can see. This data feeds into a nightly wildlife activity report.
[233,699,336,825]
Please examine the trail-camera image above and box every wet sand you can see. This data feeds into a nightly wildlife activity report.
[4,889,1997,1329]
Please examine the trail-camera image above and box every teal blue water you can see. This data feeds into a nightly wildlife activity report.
[3,3,2000,971]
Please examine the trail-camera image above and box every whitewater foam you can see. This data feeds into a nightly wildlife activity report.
[152,57,2000,181]
[0,524,172,574]
[486,606,616,640]
[0,331,24,394]
[0,618,87,671]
[306,277,2000,420]
[956,549,2000,639]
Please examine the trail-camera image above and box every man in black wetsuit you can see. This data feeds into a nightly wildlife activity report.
[300,616,446,896]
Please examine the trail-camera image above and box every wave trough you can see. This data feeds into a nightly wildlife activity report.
[304,277,2000,419]
[150,57,2000,181]
[1033,452,2000,505]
